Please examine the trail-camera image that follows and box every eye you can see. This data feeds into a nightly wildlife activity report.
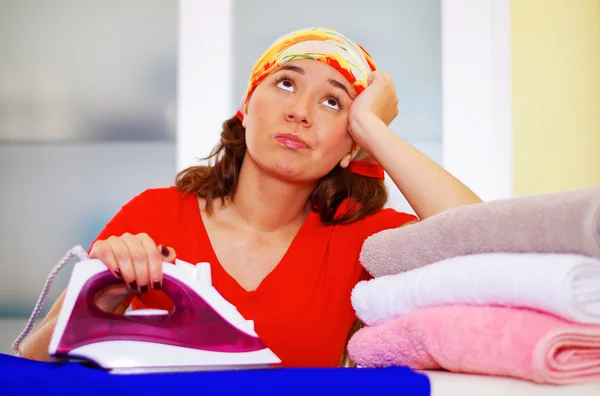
[275,75,294,92]
[322,95,344,110]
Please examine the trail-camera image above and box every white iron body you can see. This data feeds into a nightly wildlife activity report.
[48,258,281,374]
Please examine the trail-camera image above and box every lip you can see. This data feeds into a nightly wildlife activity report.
[273,133,310,150]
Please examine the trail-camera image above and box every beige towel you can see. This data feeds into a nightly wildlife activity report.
[360,186,600,277]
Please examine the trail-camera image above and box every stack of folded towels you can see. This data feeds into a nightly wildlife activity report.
[348,185,600,385]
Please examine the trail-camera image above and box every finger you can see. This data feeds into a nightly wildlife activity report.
[94,284,135,313]
[122,233,152,292]
[113,233,140,291]
[369,71,381,84]
[137,235,162,290]
[158,245,177,264]
[90,240,123,280]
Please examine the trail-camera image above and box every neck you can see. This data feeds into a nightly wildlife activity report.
[226,155,316,233]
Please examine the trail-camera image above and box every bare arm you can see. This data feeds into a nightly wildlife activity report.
[348,72,482,219]
[351,114,481,219]
[18,291,66,361]
[18,289,129,361]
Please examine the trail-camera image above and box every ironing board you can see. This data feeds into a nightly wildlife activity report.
[3,353,600,396]
[0,353,430,396]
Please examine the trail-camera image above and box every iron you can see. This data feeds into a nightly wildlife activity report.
[47,256,282,374]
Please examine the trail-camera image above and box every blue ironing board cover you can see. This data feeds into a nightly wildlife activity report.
[0,353,430,395]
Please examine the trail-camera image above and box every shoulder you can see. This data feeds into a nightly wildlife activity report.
[130,185,188,200]
[123,186,194,209]
[363,207,418,226]
[110,186,198,239]
[115,186,198,224]
[359,207,418,238]
[331,207,418,241]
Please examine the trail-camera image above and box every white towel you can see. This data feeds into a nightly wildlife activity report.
[352,253,600,325]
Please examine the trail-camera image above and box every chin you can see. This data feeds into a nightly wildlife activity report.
[250,148,321,182]
[272,161,304,180]
[261,158,313,183]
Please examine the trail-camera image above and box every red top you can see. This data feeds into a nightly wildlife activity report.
[90,187,417,367]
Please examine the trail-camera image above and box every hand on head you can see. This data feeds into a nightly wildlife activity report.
[354,71,399,126]
[348,71,399,149]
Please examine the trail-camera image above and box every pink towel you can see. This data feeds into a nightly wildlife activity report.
[347,305,600,385]
[360,186,600,277]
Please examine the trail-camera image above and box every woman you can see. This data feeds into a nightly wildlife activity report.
[18,27,481,367]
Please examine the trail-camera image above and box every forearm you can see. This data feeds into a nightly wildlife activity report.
[18,290,128,361]
[19,316,63,362]
[353,114,482,219]
[18,291,66,361]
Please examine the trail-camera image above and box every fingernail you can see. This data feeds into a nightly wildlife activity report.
[128,281,138,290]
[152,281,162,290]
[161,245,169,257]
[114,268,123,279]
[140,285,149,293]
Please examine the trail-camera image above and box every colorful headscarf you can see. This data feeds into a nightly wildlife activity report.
[236,27,385,179]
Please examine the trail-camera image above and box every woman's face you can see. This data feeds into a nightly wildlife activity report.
[242,59,356,183]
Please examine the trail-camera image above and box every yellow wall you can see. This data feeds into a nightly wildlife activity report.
[511,0,600,196]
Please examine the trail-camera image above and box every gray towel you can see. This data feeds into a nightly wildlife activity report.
[360,186,600,277]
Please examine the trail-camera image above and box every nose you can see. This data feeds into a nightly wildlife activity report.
[284,95,312,127]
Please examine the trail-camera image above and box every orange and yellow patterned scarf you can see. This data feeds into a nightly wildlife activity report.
[236,27,384,179]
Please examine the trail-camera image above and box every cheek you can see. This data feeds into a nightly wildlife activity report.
[244,95,272,142]
[248,92,270,116]
[321,117,353,152]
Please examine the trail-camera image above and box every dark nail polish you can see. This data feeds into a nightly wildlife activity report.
[140,285,149,293]
[114,268,123,279]
[129,281,138,290]
[161,246,169,257]
[152,281,162,290]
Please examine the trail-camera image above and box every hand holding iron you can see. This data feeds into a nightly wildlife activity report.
[89,233,176,312]
[15,236,176,361]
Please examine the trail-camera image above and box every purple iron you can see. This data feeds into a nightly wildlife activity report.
[47,256,282,374]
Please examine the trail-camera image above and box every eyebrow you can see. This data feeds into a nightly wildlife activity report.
[275,65,355,99]
[327,78,354,99]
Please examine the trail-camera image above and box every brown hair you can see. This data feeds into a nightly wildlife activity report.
[175,115,388,225]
